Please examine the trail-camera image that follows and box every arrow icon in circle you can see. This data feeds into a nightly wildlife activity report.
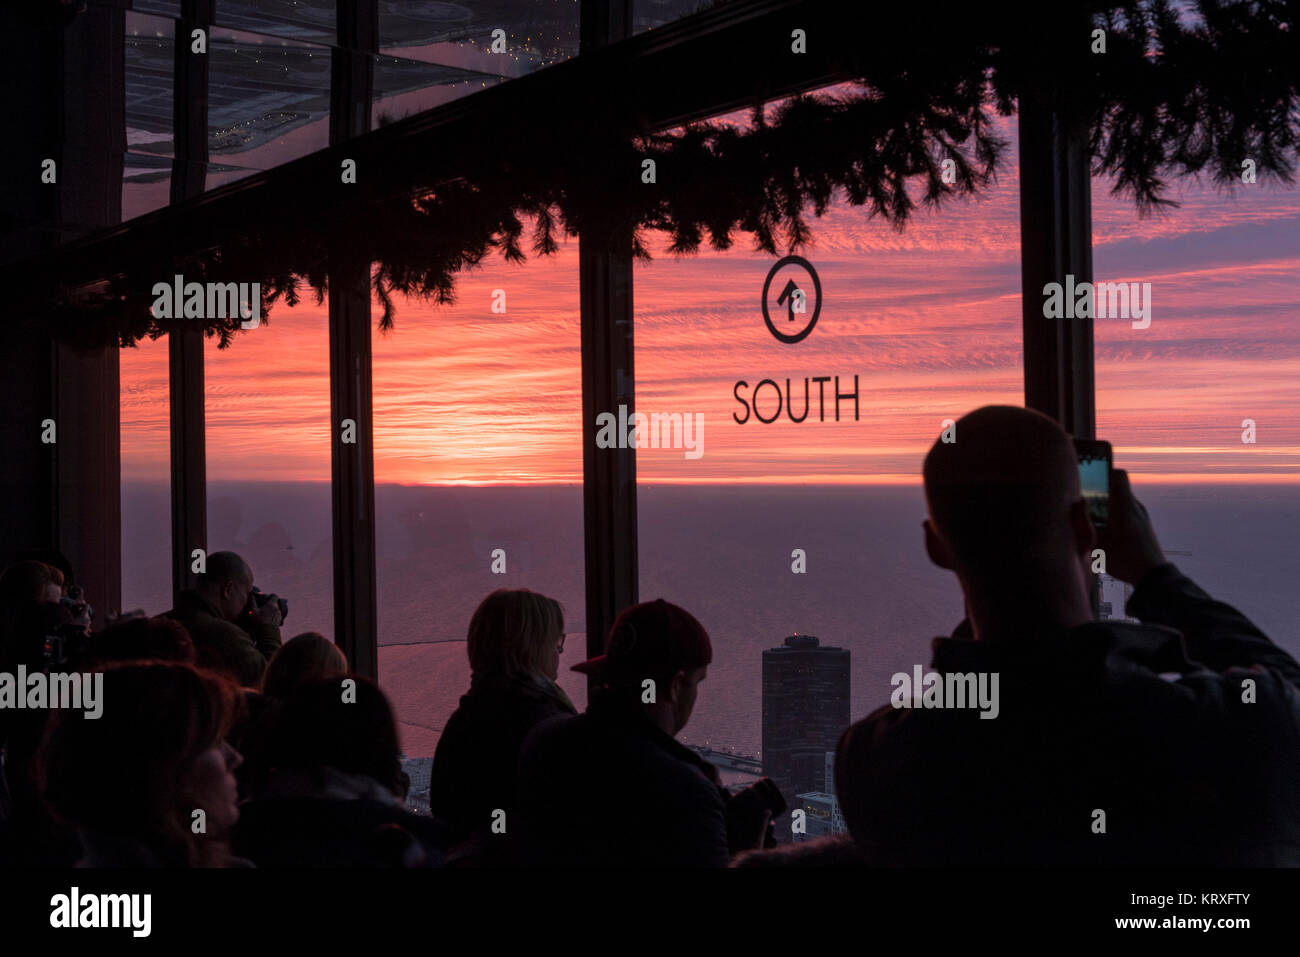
[761,255,821,344]
[776,279,805,322]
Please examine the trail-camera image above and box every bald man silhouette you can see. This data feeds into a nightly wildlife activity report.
[836,406,1300,866]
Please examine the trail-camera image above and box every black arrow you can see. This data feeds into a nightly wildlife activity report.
[776,278,804,322]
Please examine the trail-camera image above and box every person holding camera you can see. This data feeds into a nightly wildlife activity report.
[836,406,1300,867]
[515,599,782,867]
[166,551,283,688]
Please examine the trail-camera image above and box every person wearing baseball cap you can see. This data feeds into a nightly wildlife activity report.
[570,597,713,724]
[514,599,730,867]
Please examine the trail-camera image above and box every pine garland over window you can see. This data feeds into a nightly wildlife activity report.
[26,0,1300,349]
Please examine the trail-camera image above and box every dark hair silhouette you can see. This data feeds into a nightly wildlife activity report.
[273,674,404,797]
[923,405,1080,580]
[261,632,347,701]
[80,616,195,667]
[0,561,65,649]
[10,550,75,587]
[39,661,241,867]
[198,551,251,589]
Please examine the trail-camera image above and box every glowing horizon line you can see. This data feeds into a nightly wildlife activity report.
[123,474,1300,487]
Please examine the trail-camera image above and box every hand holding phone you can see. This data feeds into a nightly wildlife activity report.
[1097,467,1167,585]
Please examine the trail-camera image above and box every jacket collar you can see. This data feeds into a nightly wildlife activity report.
[466,670,578,713]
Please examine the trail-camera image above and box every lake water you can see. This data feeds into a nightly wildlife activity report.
[122,482,1300,759]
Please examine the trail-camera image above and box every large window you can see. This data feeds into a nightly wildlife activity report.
[1092,164,1300,654]
[124,10,175,218]
[633,98,1022,823]
[371,218,586,757]
[203,297,334,641]
[206,26,334,177]
[119,334,172,618]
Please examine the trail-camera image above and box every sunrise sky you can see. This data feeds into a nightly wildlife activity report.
[118,113,1300,487]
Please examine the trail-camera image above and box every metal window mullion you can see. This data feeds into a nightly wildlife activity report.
[328,0,379,676]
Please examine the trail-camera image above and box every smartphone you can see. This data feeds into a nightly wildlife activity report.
[1073,438,1112,528]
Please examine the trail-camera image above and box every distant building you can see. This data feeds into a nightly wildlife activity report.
[762,635,850,839]
[794,752,847,841]
[399,755,433,816]
[827,751,847,834]
[1098,573,1136,622]
[794,791,837,838]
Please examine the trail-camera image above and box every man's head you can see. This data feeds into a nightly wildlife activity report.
[195,551,254,622]
[574,599,711,736]
[923,406,1094,599]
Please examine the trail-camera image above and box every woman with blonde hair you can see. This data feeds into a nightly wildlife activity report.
[429,588,575,862]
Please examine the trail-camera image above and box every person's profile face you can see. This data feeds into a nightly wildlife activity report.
[672,665,707,734]
[224,573,253,621]
[541,631,562,682]
[179,741,242,839]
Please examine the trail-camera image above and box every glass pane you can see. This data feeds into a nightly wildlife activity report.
[214,0,337,45]
[1092,159,1300,652]
[371,51,501,129]
[132,0,181,22]
[208,27,333,172]
[371,217,585,762]
[204,159,265,191]
[122,152,173,220]
[120,335,173,619]
[634,93,1022,833]
[124,7,176,221]
[378,0,578,79]
[633,0,717,35]
[203,297,334,643]
[125,11,174,162]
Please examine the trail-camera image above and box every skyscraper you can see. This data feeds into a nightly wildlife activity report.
[794,752,848,842]
[762,635,850,838]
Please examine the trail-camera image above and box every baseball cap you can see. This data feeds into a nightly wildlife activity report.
[572,599,711,685]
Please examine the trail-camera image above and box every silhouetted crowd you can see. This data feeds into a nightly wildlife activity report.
[2,406,1298,868]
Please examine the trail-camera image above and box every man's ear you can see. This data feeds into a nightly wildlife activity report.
[924,519,955,571]
[667,669,688,703]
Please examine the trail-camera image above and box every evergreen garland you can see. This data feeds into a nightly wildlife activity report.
[24,0,1300,349]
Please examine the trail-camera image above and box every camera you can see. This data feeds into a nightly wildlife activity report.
[59,584,93,628]
[43,623,90,669]
[38,587,93,668]
[250,587,289,623]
